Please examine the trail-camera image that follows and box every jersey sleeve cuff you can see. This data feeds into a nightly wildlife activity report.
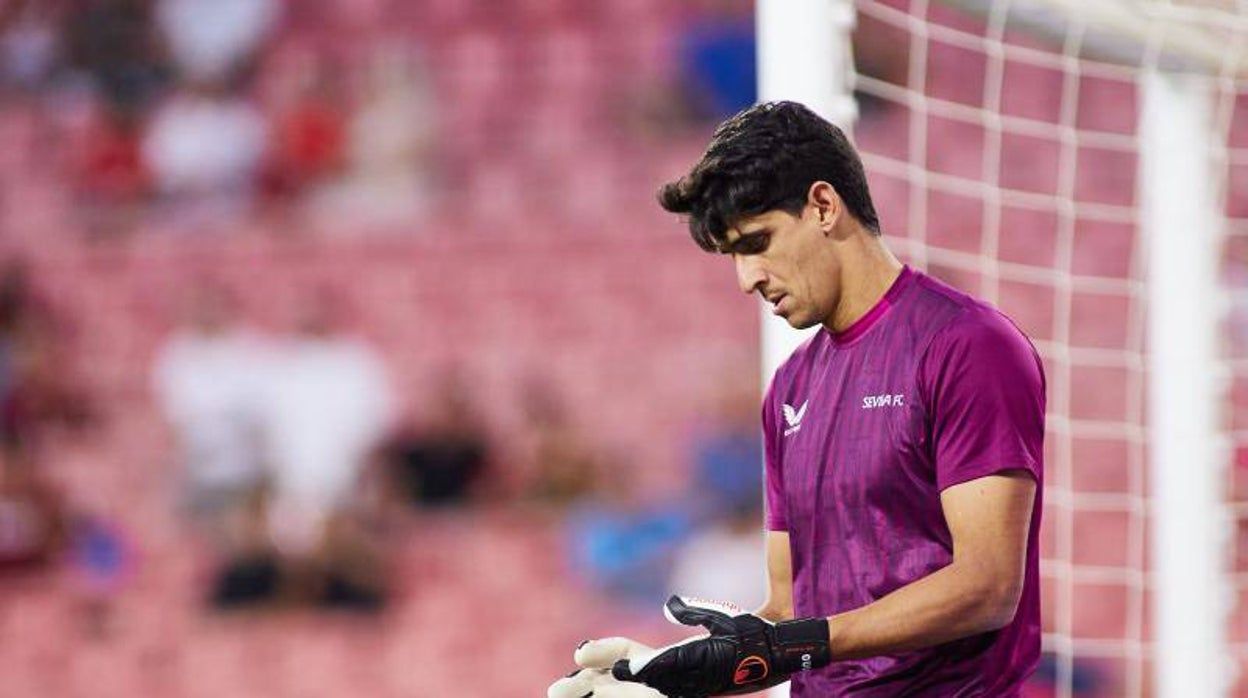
[936,456,1039,492]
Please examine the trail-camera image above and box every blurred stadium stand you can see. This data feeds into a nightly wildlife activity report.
[0,1,759,696]
[0,0,1237,695]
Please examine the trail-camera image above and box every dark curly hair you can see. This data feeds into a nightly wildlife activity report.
[658,101,880,252]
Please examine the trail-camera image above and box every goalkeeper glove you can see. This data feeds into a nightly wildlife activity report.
[611,596,831,697]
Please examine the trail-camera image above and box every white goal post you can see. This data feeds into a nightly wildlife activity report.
[1141,70,1233,698]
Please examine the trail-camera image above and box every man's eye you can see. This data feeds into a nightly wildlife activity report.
[736,235,770,255]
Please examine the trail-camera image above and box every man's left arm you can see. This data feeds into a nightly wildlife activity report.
[824,469,1036,659]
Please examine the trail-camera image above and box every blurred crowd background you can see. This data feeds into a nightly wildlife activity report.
[0,0,1229,695]
[0,1,780,696]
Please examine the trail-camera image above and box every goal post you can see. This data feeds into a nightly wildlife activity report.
[1141,68,1233,698]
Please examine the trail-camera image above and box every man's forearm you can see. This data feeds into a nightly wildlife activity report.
[826,559,1022,661]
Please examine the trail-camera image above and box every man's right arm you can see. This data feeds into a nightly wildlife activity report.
[755,530,794,622]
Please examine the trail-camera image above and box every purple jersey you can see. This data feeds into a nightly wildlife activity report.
[763,266,1044,697]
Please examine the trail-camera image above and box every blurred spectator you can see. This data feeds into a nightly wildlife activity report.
[74,106,150,236]
[257,290,393,609]
[308,41,437,226]
[1024,654,1106,696]
[0,262,37,443]
[687,372,762,522]
[0,0,64,93]
[69,513,129,638]
[566,456,693,605]
[620,0,754,138]
[677,0,756,121]
[0,448,66,572]
[204,485,277,608]
[0,261,94,452]
[260,49,346,205]
[668,500,766,612]
[666,367,766,610]
[142,79,268,218]
[385,368,489,508]
[152,283,266,549]
[521,379,595,508]
[155,0,278,85]
[77,108,149,204]
[63,0,168,115]
[3,331,94,447]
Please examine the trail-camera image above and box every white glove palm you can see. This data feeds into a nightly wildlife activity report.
[548,637,668,698]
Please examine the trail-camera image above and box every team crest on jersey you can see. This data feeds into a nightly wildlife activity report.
[783,401,808,436]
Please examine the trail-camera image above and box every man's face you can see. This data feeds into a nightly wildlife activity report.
[721,204,841,330]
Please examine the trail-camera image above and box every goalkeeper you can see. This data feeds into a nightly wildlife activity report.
[552,102,1044,697]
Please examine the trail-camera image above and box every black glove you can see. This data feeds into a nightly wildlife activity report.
[611,596,831,697]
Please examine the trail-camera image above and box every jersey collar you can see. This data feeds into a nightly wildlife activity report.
[827,265,914,347]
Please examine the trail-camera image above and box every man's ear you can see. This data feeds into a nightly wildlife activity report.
[807,181,843,232]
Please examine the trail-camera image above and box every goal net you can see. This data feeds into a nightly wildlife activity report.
[768,0,1248,695]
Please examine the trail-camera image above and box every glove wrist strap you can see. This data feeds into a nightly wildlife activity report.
[772,617,832,673]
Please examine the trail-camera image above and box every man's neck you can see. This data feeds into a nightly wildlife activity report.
[824,237,904,334]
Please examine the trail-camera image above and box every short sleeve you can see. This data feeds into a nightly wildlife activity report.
[919,309,1046,491]
[761,379,788,531]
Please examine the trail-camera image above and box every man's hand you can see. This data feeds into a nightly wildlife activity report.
[548,637,668,698]
[611,597,830,697]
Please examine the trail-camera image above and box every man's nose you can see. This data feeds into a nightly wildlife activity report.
[735,256,766,295]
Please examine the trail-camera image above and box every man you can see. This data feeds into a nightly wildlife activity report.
[551,101,1044,697]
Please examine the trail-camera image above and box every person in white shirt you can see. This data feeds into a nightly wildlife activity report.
[153,284,267,548]
[142,81,269,216]
[155,0,279,84]
[257,291,393,607]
